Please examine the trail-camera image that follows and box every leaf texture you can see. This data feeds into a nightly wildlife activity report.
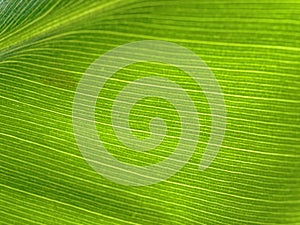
[1,0,300,224]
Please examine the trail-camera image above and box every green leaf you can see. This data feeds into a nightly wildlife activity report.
[1,0,300,224]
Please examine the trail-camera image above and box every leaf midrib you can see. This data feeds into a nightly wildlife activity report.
[0,0,125,56]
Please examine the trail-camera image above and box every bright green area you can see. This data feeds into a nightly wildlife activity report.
[1,0,300,224]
